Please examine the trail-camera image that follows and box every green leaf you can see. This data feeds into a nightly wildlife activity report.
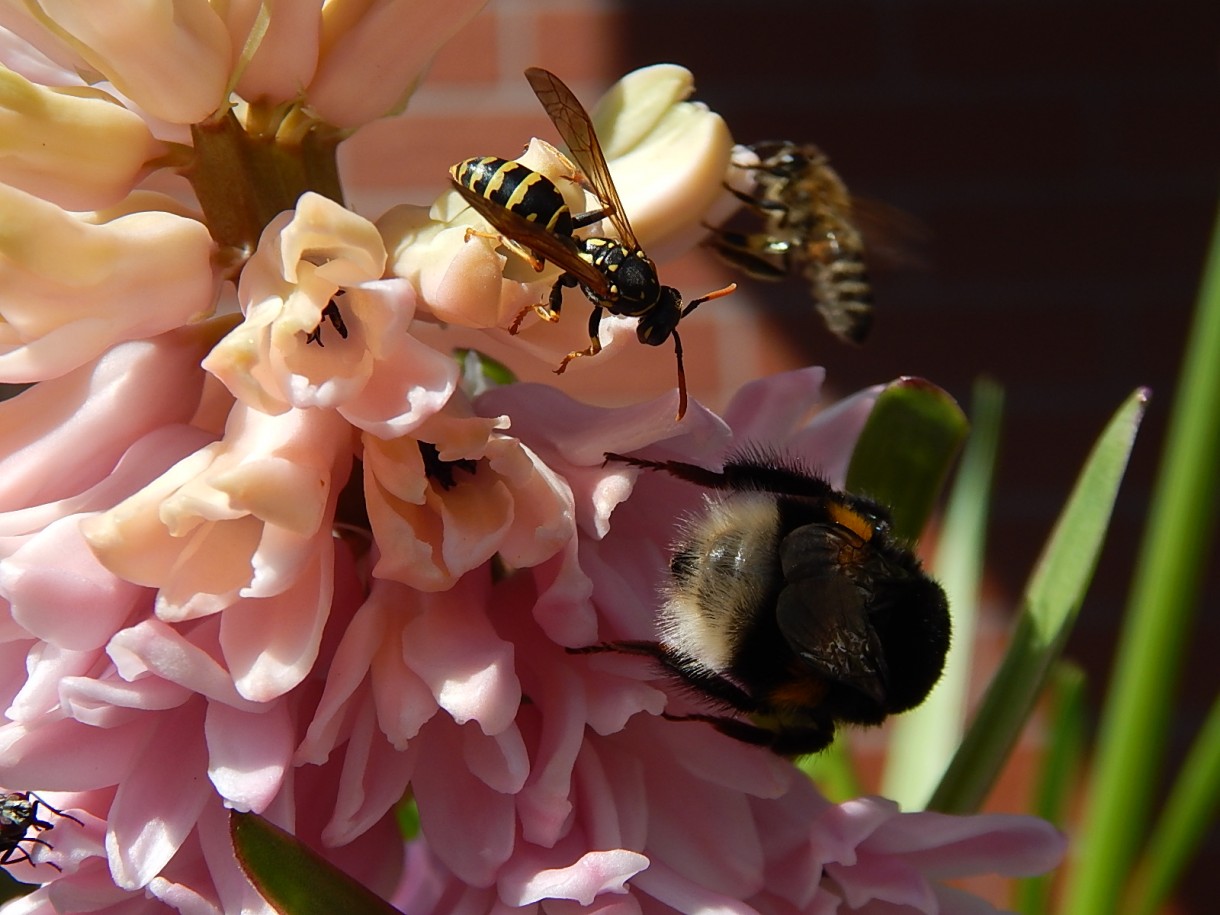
[845,377,969,542]
[1126,692,1220,915]
[799,738,863,801]
[1062,208,1220,915]
[1015,661,1087,915]
[455,348,517,390]
[928,387,1147,814]
[881,378,1002,808]
[230,811,401,915]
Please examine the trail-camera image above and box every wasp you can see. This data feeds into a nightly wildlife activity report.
[449,68,736,421]
[706,141,873,344]
[0,792,82,872]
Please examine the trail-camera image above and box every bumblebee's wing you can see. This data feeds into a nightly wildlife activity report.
[524,67,638,250]
[776,525,888,703]
[449,178,612,297]
[776,575,887,705]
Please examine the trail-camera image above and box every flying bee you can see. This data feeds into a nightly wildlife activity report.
[707,141,874,344]
[449,67,736,421]
[576,451,950,756]
[0,792,82,872]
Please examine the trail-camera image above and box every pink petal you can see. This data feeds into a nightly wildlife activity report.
[221,535,334,701]
[107,619,259,710]
[322,701,417,847]
[107,700,210,889]
[413,718,516,887]
[499,846,649,907]
[1,514,144,650]
[0,329,210,510]
[864,809,1067,878]
[402,580,521,735]
[205,700,294,812]
[0,716,146,790]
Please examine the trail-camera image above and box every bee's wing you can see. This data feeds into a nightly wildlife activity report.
[524,67,639,250]
[449,178,611,297]
[776,525,888,704]
[776,574,888,705]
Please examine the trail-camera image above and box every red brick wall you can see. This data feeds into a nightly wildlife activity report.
[344,4,1219,910]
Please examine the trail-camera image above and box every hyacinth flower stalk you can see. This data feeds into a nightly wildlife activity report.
[0,4,1068,914]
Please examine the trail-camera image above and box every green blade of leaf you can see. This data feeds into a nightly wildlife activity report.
[1125,691,1220,915]
[1062,206,1220,915]
[1015,661,1088,915]
[882,378,1003,808]
[230,811,401,915]
[928,387,1148,814]
[799,737,863,801]
[845,377,969,542]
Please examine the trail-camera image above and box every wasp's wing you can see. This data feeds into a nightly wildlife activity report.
[450,178,612,297]
[524,67,638,250]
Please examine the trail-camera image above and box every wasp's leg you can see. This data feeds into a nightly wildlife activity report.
[463,227,546,272]
[509,273,577,335]
[554,304,605,374]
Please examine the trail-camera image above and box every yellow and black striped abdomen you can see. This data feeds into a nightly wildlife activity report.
[452,157,574,237]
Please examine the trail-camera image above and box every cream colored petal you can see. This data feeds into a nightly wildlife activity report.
[307,0,488,128]
[0,185,217,382]
[590,64,734,261]
[32,0,232,124]
[0,71,164,210]
[225,0,321,106]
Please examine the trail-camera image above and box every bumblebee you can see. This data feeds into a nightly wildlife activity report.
[449,67,736,420]
[0,792,82,872]
[582,450,950,756]
[707,141,873,344]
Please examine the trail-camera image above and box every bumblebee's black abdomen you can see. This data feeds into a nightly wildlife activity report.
[453,156,574,236]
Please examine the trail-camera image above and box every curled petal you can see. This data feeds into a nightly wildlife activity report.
[0,186,217,382]
[0,514,144,652]
[0,325,214,511]
[107,699,210,889]
[33,0,232,124]
[385,139,584,329]
[81,405,350,620]
[307,0,489,128]
[589,64,734,260]
[0,71,163,209]
[499,846,649,907]
[402,580,521,736]
[205,700,295,812]
[226,0,321,106]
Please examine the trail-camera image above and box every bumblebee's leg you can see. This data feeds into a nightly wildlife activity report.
[569,640,759,712]
[509,273,575,335]
[660,712,834,755]
[602,452,837,501]
[555,305,605,374]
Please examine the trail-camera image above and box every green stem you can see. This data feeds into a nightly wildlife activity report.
[185,107,345,255]
[1060,203,1220,914]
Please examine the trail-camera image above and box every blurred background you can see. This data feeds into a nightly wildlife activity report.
[342,2,1219,910]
